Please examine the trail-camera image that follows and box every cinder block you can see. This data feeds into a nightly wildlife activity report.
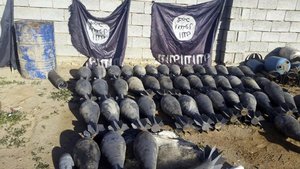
[241,8,250,19]
[128,13,132,25]
[232,0,258,8]
[253,21,272,31]
[261,32,280,42]
[176,0,197,5]
[211,50,217,62]
[250,42,269,52]
[224,31,237,42]
[271,22,290,32]
[247,31,262,41]
[250,9,267,20]
[279,33,298,42]
[237,31,247,42]
[15,7,41,20]
[144,2,152,14]
[81,0,100,10]
[297,0,300,10]
[89,11,101,17]
[0,6,4,16]
[132,13,151,26]
[266,10,285,21]
[64,9,71,21]
[277,0,297,10]
[98,11,112,17]
[229,20,253,31]
[56,45,79,56]
[234,53,247,64]
[297,34,300,42]
[143,26,151,38]
[125,47,143,58]
[53,0,72,9]
[286,43,300,50]
[258,0,278,9]
[54,22,69,33]
[41,8,65,21]
[229,8,242,19]
[100,0,122,12]
[142,48,153,59]
[223,53,235,64]
[29,0,52,7]
[290,22,300,32]
[285,11,300,21]
[66,34,72,45]
[268,42,285,51]
[127,37,133,48]
[128,25,143,37]
[259,52,269,58]
[132,37,150,48]
[55,33,69,45]
[15,0,29,6]
[130,1,144,13]
[226,42,250,53]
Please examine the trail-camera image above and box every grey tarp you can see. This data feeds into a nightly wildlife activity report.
[0,0,17,69]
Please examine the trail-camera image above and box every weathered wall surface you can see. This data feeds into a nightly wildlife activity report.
[218,0,300,64]
[0,0,300,65]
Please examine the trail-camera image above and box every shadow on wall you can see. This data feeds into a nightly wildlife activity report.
[215,0,233,64]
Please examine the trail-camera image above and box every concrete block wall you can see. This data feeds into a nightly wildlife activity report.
[0,0,299,65]
[218,0,300,64]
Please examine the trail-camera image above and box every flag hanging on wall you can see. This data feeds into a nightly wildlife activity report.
[151,0,225,65]
[0,0,17,69]
[69,0,131,66]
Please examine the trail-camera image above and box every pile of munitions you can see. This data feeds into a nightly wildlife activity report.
[244,46,300,86]
[59,63,300,169]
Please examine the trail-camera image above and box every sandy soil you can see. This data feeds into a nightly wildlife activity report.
[0,64,299,169]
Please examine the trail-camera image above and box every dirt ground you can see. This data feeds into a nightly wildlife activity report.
[0,64,299,169]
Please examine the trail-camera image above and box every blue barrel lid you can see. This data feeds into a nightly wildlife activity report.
[264,56,291,75]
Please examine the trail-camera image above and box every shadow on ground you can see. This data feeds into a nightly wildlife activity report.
[51,69,88,169]
[260,121,300,154]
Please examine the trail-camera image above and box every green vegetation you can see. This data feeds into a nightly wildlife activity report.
[0,125,27,148]
[0,110,25,125]
[31,81,42,85]
[41,116,49,120]
[0,110,28,148]
[38,93,45,97]
[49,89,72,102]
[0,79,25,86]
[50,110,59,115]
[31,149,50,169]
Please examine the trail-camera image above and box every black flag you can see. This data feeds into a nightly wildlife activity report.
[151,0,225,66]
[69,0,131,66]
[0,0,17,69]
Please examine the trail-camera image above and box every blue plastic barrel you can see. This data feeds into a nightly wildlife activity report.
[245,59,264,73]
[15,20,56,79]
[264,56,291,75]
